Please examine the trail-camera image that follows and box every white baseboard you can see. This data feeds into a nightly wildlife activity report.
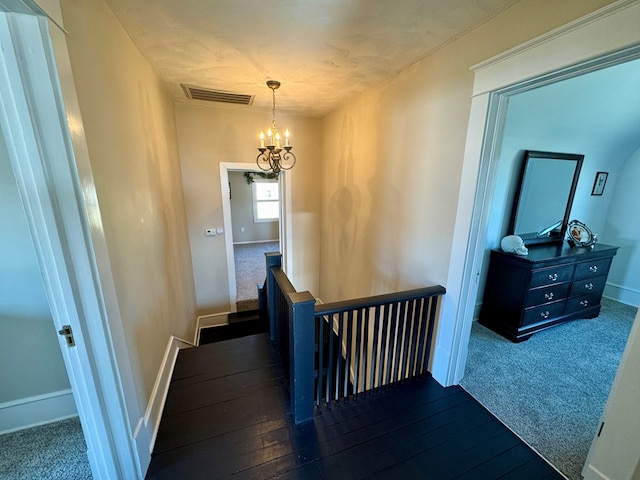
[134,336,195,455]
[0,389,77,434]
[604,282,640,308]
[232,239,279,245]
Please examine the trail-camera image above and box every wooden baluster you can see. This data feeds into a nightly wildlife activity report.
[415,298,429,376]
[370,305,381,391]
[361,307,370,394]
[333,313,341,402]
[407,298,422,377]
[353,308,362,398]
[377,304,389,389]
[385,302,399,387]
[316,314,323,406]
[399,299,414,382]
[391,300,407,384]
[421,296,439,375]
[325,314,334,405]
[343,310,353,399]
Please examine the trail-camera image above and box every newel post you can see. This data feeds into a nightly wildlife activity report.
[265,252,282,342]
[288,291,316,424]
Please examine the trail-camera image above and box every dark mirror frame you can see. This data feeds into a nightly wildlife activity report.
[508,150,584,246]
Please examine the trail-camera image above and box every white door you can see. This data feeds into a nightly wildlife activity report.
[582,308,640,480]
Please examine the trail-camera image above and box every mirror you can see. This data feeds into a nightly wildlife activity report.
[509,150,583,245]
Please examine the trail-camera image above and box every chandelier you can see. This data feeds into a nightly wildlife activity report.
[256,80,296,174]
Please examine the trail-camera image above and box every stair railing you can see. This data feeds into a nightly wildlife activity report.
[264,252,446,424]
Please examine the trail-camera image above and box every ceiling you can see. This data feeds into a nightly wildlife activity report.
[105,0,521,117]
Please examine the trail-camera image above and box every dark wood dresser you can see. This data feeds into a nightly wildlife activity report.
[479,243,618,342]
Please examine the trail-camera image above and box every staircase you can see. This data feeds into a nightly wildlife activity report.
[198,310,268,345]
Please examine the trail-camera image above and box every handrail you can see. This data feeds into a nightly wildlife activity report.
[315,286,446,315]
[264,251,446,424]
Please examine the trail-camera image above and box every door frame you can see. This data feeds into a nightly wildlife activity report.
[220,162,292,312]
[441,0,640,386]
[0,11,141,479]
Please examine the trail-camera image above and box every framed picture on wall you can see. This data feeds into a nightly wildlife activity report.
[592,171,608,196]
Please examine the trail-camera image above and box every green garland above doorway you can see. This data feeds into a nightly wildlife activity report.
[243,171,279,184]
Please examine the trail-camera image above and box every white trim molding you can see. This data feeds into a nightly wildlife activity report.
[604,283,640,308]
[0,389,77,434]
[135,336,194,455]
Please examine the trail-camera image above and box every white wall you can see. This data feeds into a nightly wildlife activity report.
[229,171,279,243]
[0,131,71,415]
[482,58,640,306]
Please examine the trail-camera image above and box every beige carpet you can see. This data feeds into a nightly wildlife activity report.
[234,241,278,311]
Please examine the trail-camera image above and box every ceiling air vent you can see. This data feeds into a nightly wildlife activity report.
[181,84,254,105]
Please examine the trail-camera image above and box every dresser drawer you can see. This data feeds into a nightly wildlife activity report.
[570,275,607,297]
[530,264,574,288]
[565,293,602,315]
[522,301,565,327]
[573,258,612,280]
[525,282,570,308]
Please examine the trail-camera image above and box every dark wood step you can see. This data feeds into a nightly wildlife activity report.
[198,310,267,345]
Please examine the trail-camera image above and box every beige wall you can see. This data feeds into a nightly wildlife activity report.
[59,0,197,409]
[318,0,614,303]
[175,103,321,314]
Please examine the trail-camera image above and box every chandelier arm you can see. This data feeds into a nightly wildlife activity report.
[279,150,297,170]
[256,151,273,172]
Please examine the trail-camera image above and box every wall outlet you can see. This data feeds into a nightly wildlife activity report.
[240,227,245,233]
[204,228,215,237]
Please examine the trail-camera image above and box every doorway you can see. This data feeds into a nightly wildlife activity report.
[229,170,280,312]
[0,133,91,478]
[443,3,640,478]
[460,55,640,479]
[220,162,292,314]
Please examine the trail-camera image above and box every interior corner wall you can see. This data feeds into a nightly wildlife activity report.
[58,0,197,419]
[317,0,615,304]
[602,146,640,306]
[175,103,322,315]
[228,171,279,243]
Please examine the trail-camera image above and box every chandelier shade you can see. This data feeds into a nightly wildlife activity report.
[256,80,296,173]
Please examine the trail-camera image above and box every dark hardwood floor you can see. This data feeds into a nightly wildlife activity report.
[146,333,562,480]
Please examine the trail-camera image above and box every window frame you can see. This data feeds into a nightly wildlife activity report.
[251,179,279,223]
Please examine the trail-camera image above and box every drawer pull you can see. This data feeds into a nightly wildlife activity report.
[589,265,598,273]
[580,300,589,307]
[540,311,550,319]
[548,273,558,281]
[585,283,594,290]
[544,292,554,300]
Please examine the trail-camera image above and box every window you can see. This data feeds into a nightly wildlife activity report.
[252,180,279,222]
